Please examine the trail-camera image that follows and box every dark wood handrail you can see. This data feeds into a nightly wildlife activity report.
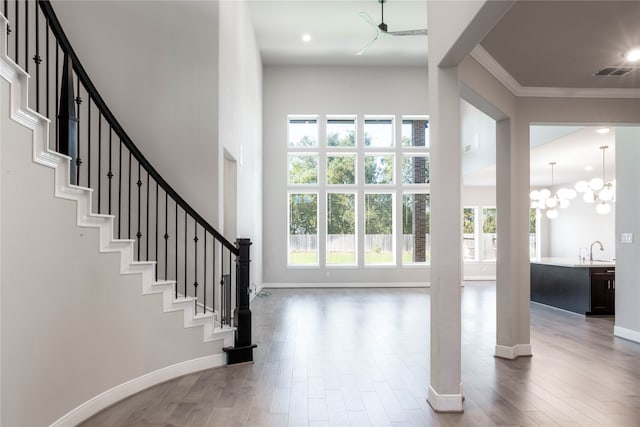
[38,0,238,255]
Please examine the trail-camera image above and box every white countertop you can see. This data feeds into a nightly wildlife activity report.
[531,257,615,268]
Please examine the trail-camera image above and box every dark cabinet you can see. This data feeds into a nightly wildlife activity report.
[589,268,615,315]
[531,263,615,316]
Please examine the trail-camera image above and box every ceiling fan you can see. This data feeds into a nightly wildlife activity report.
[357,0,428,56]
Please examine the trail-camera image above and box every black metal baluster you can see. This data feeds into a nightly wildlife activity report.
[204,232,207,314]
[87,98,91,190]
[108,127,113,214]
[3,0,6,19]
[118,138,122,238]
[136,162,142,260]
[146,171,150,261]
[155,181,159,278]
[194,221,198,313]
[75,80,82,186]
[184,213,187,297]
[164,192,168,281]
[24,0,27,73]
[14,1,18,67]
[220,245,224,324]
[175,202,178,298]
[33,4,41,112]
[58,54,78,185]
[45,15,49,119]
[128,151,132,239]
[55,41,58,151]
[212,238,216,322]
[98,114,103,215]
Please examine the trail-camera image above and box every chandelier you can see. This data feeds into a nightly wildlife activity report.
[575,146,615,215]
[530,162,576,219]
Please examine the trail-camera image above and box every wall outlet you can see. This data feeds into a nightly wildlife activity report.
[621,233,633,244]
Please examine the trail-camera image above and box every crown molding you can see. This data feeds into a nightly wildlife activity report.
[470,45,640,99]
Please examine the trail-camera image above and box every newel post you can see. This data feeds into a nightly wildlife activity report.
[58,53,78,185]
[223,238,257,364]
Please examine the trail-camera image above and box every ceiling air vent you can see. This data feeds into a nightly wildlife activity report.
[594,67,635,76]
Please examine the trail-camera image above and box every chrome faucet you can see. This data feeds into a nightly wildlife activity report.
[590,240,604,262]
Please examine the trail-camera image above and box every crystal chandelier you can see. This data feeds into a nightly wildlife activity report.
[575,146,615,215]
[530,162,576,219]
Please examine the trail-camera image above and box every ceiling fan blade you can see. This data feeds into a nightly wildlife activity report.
[359,11,379,30]
[387,29,429,36]
[356,34,380,56]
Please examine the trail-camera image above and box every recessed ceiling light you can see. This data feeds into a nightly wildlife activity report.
[302,34,311,43]
[624,48,640,62]
[584,165,593,171]
[596,128,610,134]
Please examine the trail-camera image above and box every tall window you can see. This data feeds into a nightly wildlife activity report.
[403,194,430,263]
[463,207,477,261]
[530,208,538,259]
[288,193,318,265]
[482,207,497,261]
[365,193,394,264]
[287,115,429,267]
[327,193,356,265]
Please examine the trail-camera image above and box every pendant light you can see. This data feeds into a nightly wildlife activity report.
[575,146,615,214]
[530,162,576,219]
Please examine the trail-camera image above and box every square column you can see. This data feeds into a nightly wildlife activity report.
[427,63,463,412]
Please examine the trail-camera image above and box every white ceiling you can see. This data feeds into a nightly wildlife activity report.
[463,126,617,188]
[248,1,633,188]
[248,0,428,66]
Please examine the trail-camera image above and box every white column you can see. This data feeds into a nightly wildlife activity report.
[427,63,463,412]
[494,119,532,359]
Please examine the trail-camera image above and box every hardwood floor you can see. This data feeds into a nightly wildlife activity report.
[80,284,640,426]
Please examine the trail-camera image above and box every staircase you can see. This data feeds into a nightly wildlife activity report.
[0,1,254,425]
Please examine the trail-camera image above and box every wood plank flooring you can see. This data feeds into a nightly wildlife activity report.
[79,284,640,426]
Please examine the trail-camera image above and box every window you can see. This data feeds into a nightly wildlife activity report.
[365,155,394,184]
[288,154,318,184]
[287,115,429,268]
[365,193,394,265]
[288,118,318,147]
[327,154,356,185]
[364,118,393,147]
[288,193,318,266]
[482,207,497,261]
[530,208,538,259]
[463,207,477,261]
[402,155,430,184]
[403,194,430,264]
[327,193,356,265]
[402,119,430,148]
[327,117,356,147]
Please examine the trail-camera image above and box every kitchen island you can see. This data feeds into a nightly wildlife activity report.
[530,258,615,315]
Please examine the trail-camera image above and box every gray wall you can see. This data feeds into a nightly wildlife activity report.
[615,127,640,339]
[0,80,220,426]
[262,65,430,285]
[52,0,221,225]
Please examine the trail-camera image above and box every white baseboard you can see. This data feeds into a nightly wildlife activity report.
[494,343,533,359]
[50,354,225,427]
[263,282,430,288]
[614,325,640,343]
[427,384,464,413]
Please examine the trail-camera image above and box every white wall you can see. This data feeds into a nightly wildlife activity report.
[0,80,221,426]
[263,66,429,285]
[614,127,640,342]
[461,99,496,176]
[545,188,616,260]
[52,1,221,224]
[218,0,263,290]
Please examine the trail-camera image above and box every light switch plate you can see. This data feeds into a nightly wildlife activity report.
[621,233,633,243]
